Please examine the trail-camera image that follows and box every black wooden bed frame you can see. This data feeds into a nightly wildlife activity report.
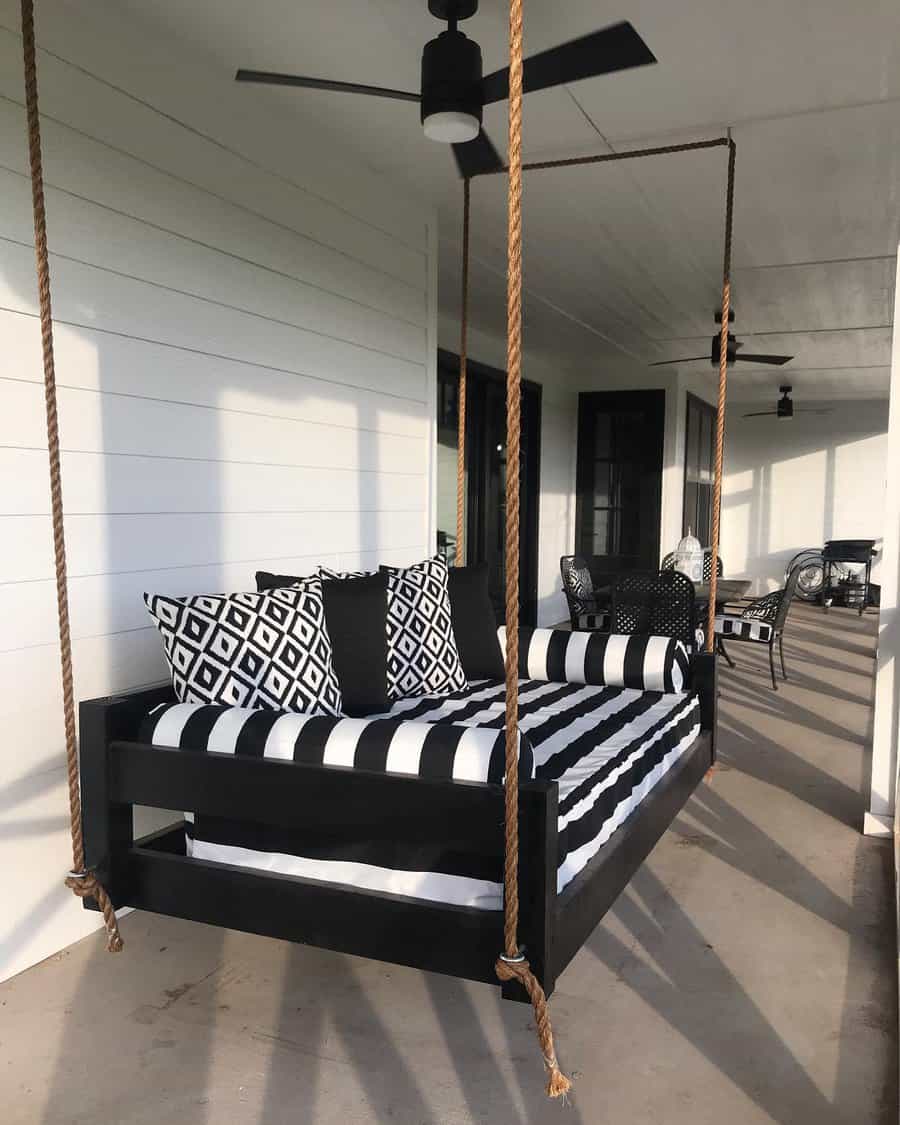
[79,654,716,1002]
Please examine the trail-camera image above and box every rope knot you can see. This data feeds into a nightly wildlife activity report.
[64,870,124,953]
[495,955,572,1099]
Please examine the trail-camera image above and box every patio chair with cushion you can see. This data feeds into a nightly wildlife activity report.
[713,565,803,690]
[560,555,610,631]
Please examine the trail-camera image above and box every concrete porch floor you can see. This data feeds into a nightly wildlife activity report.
[2,602,896,1124]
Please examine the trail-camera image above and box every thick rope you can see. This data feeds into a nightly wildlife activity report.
[477,135,729,177]
[496,0,569,1099]
[455,177,470,567]
[21,0,123,953]
[706,138,737,653]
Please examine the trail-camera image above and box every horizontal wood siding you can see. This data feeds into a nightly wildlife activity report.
[0,1,436,981]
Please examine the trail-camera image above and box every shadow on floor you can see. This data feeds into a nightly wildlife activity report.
[10,602,897,1124]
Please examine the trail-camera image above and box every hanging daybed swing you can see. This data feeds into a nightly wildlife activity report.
[21,0,735,1099]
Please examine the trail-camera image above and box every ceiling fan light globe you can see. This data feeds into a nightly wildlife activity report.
[423,110,480,143]
[420,29,483,143]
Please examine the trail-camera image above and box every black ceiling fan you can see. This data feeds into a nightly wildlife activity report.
[743,385,832,420]
[650,309,794,368]
[235,1,656,178]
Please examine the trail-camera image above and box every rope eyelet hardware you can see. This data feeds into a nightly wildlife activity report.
[498,948,527,965]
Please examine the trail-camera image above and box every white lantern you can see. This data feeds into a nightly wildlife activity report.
[674,528,704,584]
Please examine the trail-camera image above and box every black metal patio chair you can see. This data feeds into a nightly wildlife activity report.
[560,555,609,631]
[713,565,803,690]
[610,570,696,651]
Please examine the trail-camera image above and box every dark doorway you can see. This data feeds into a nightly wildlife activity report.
[437,350,541,625]
[575,389,665,581]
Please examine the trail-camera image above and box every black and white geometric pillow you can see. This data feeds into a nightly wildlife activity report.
[382,557,467,699]
[319,567,372,580]
[144,581,342,715]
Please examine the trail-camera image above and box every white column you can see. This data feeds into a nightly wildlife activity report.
[865,246,900,837]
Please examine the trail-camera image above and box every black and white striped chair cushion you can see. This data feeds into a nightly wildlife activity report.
[140,703,535,784]
[576,612,609,631]
[498,627,689,693]
[714,615,774,643]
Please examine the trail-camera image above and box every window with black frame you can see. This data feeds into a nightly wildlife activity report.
[683,393,716,545]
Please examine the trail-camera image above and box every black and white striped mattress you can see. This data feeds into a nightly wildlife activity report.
[140,679,700,909]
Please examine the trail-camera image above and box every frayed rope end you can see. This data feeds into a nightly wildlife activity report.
[495,955,572,1101]
[546,1067,571,1100]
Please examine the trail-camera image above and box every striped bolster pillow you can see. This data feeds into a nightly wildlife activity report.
[139,703,535,785]
[498,627,689,693]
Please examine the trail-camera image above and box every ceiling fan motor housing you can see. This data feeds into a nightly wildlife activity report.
[710,333,738,365]
[420,30,484,131]
[777,386,794,419]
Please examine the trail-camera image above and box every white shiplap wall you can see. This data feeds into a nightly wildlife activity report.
[721,399,888,594]
[0,0,436,982]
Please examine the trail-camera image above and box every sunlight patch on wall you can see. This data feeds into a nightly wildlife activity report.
[768,448,827,555]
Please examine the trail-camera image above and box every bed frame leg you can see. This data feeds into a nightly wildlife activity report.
[79,698,135,910]
[78,689,172,911]
[693,652,718,763]
[501,780,559,1003]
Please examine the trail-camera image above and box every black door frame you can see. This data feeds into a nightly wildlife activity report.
[437,348,541,625]
[574,388,665,580]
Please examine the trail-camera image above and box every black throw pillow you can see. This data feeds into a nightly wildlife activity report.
[256,570,389,717]
[256,570,311,589]
[447,564,504,680]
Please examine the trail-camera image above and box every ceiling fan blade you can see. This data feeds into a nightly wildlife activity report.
[452,128,505,178]
[743,411,778,418]
[235,70,420,102]
[648,355,708,367]
[735,353,793,365]
[481,21,656,106]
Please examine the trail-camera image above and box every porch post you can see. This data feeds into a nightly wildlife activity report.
[865,244,900,836]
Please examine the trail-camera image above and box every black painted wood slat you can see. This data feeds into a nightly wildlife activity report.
[109,741,514,859]
[128,828,506,988]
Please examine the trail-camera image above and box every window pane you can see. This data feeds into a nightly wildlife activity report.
[592,509,610,555]
[592,461,611,507]
[699,410,713,482]
[686,405,700,481]
[683,481,698,537]
[698,485,712,546]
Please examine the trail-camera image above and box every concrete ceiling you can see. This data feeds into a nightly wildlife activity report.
[112,0,899,401]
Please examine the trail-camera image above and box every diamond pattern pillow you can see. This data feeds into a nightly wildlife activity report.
[144,581,342,714]
[381,557,467,699]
